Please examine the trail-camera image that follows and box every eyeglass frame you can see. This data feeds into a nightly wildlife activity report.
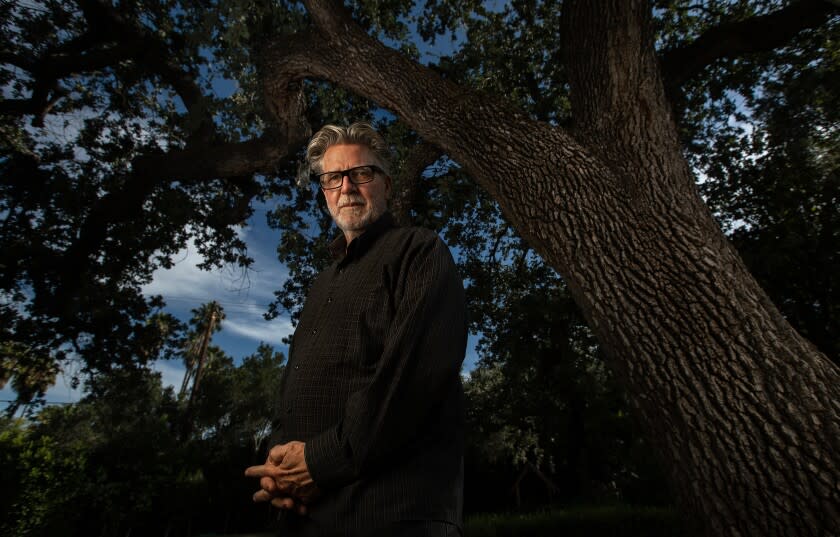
[314,165,386,190]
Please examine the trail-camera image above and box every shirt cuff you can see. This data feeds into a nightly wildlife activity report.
[306,425,357,490]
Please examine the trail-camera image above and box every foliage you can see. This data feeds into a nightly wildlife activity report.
[0,417,87,536]
[421,0,571,123]
[0,0,835,396]
[0,0,285,406]
[0,329,286,536]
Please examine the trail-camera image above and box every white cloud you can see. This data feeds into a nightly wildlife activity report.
[143,222,287,307]
[223,315,294,346]
[154,359,186,391]
[141,210,295,359]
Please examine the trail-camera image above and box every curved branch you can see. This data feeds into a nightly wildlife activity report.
[263,0,581,210]
[391,141,443,227]
[661,0,839,89]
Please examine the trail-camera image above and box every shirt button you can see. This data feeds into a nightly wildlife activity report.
[311,329,317,335]
[294,365,299,370]
[286,406,293,414]
[327,297,332,304]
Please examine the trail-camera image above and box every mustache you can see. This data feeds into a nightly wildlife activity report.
[338,195,365,208]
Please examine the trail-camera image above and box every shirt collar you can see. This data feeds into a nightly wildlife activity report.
[328,211,395,261]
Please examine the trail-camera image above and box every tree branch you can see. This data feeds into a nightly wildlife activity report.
[391,141,442,227]
[262,0,579,212]
[130,134,300,182]
[301,0,352,36]
[0,98,41,117]
[661,0,839,89]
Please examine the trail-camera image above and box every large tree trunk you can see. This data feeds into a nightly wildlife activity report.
[263,0,840,534]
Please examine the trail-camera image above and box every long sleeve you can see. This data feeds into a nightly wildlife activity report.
[304,234,467,490]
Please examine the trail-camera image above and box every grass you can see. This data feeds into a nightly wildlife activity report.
[464,504,687,537]
[218,504,688,537]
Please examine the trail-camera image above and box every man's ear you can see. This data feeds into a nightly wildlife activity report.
[384,175,393,198]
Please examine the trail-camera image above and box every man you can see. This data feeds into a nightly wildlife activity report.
[245,122,467,536]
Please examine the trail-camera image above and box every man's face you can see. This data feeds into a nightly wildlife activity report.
[321,144,391,241]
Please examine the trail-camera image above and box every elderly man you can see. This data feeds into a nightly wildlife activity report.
[246,122,467,536]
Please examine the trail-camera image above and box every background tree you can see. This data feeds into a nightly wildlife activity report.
[0,333,287,536]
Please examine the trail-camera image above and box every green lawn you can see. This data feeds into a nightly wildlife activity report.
[465,505,688,537]
[219,505,689,537]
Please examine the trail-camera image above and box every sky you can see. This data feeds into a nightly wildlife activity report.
[142,200,296,359]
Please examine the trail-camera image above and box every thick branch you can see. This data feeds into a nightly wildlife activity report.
[560,0,688,194]
[0,99,41,117]
[391,142,442,227]
[264,0,585,212]
[302,0,351,35]
[131,135,297,181]
[662,0,839,89]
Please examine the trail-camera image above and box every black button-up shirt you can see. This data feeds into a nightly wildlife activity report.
[274,212,467,532]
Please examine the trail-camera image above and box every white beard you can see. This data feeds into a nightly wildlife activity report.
[330,193,387,234]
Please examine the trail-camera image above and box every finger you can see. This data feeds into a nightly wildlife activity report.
[245,464,278,478]
[271,496,296,510]
[253,489,273,503]
[260,476,277,493]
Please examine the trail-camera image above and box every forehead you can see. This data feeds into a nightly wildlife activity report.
[322,144,377,169]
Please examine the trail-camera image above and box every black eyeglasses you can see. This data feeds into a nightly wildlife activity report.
[315,165,385,190]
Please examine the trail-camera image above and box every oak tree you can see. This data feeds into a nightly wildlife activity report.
[2,1,839,535]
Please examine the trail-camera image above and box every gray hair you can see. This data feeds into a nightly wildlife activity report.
[306,122,392,175]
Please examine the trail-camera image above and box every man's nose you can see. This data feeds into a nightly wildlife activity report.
[340,174,359,194]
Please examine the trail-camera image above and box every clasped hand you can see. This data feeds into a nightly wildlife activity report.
[245,441,320,515]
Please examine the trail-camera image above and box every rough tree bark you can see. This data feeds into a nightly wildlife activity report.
[260,0,840,535]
